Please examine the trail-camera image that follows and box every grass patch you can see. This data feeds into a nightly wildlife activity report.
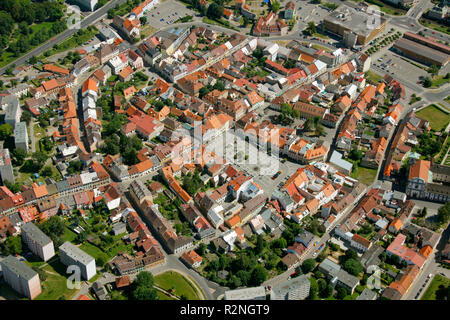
[430,75,450,88]
[156,289,177,300]
[79,242,105,260]
[154,271,201,300]
[419,18,450,36]
[350,165,377,185]
[365,70,383,85]
[364,0,407,15]
[39,27,98,58]
[416,104,450,131]
[421,274,450,300]
[34,258,79,300]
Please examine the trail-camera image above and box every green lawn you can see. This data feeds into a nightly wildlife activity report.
[39,27,98,58]
[34,258,79,300]
[365,70,383,85]
[421,274,450,300]
[79,242,105,260]
[156,289,177,300]
[419,18,450,36]
[431,75,450,88]
[0,21,63,68]
[350,166,378,185]
[416,105,450,132]
[154,271,202,300]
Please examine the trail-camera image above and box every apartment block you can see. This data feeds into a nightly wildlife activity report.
[0,255,41,299]
[21,222,55,262]
[59,241,96,280]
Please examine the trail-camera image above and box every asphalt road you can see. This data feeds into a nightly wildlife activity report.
[0,0,127,75]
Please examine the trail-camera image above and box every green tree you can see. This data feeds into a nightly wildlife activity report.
[206,2,223,20]
[11,148,27,166]
[236,270,251,286]
[301,259,316,273]
[40,166,53,177]
[428,64,439,76]
[3,236,22,255]
[308,277,319,299]
[336,287,348,299]
[132,285,158,300]
[250,265,268,285]
[20,110,33,125]
[0,123,13,140]
[97,252,109,267]
[423,77,432,88]
[437,202,450,225]
[197,243,207,256]
[343,258,363,277]
[271,0,280,13]
[255,234,266,254]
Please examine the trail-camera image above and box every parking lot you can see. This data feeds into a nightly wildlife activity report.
[145,0,196,29]
[371,50,428,87]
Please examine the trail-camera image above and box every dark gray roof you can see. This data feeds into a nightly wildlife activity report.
[56,180,70,192]
[21,222,52,247]
[337,269,359,289]
[1,255,38,280]
[394,38,450,64]
[357,288,377,300]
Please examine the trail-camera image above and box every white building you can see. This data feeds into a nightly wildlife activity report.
[21,223,55,262]
[270,275,310,300]
[224,286,266,300]
[59,241,96,280]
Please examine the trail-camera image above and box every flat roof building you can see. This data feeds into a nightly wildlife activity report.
[59,241,96,280]
[4,95,21,127]
[270,275,310,300]
[323,5,387,45]
[0,148,15,184]
[394,36,450,67]
[14,121,29,152]
[224,286,266,300]
[21,222,55,262]
[0,255,41,299]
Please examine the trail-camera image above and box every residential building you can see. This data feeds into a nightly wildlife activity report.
[0,255,41,299]
[224,286,266,300]
[21,222,55,262]
[270,275,310,300]
[0,149,15,184]
[14,122,29,152]
[59,241,96,280]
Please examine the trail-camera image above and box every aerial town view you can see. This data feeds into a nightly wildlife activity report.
[0,0,449,305]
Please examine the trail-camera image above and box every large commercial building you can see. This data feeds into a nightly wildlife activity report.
[323,5,387,45]
[394,32,450,68]
[0,255,41,299]
[270,275,311,300]
[224,286,267,300]
[0,148,15,184]
[59,241,96,280]
[14,122,29,152]
[21,222,55,262]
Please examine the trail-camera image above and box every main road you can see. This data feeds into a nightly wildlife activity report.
[0,0,127,75]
